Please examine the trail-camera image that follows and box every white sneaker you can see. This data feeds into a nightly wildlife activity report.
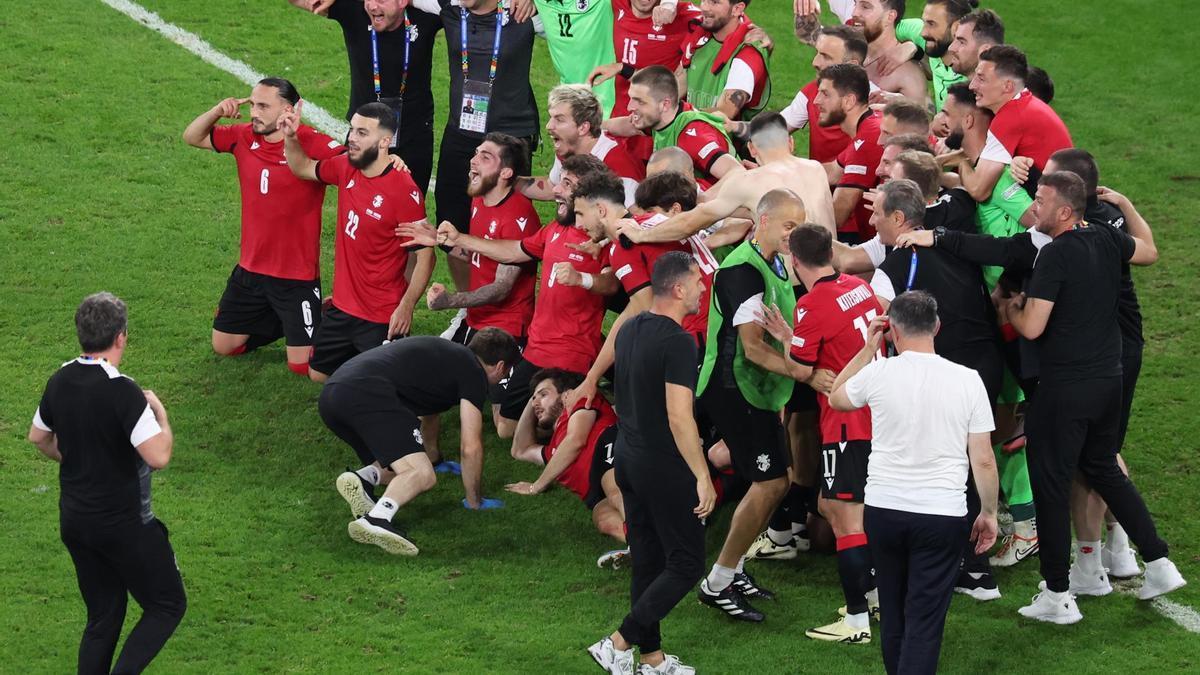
[1018,583,1083,625]
[1069,563,1112,597]
[1102,544,1141,578]
[638,655,695,675]
[588,637,635,675]
[990,520,1038,568]
[746,530,798,560]
[597,548,631,570]
[439,308,467,340]
[1138,558,1187,600]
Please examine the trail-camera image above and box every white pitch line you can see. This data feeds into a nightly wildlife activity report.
[1114,579,1200,634]
[99,0,349,140]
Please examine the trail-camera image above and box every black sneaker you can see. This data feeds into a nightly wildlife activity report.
[335,470,377,518]
[733,570,776,601]
[347,515,419,556]
[953,569,1001,601]
[698,579,765,622]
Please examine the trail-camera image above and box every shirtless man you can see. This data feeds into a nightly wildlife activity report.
[617,112,835,245]
[851,0,929,105]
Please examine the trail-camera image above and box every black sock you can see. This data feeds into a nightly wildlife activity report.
[837,539,871,614]
[794,485,816,529]
[768,497,792,535]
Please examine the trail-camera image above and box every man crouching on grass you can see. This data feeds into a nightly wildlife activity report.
[319,329,520,556]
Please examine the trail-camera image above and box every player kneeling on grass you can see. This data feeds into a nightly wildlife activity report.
[319,329,520,556]
[507,368,628,565]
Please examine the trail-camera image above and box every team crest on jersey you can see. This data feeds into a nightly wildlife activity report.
[516,217,528,231]
[410,190,421,203]
[576,0,589,10]
[347,179,356,189]
[373,194,384,208]
[756,454,771,472]
[551,230,562,242]
[413,428,423,445]
[489,220,498,235]
[406,24,420,42]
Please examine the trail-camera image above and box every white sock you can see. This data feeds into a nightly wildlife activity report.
[767,527,793,546]
[865,587,879,606]
[1106,522,1130,552]
[706,564,736,592]
[792,521,808,537]
[734,556,746,574]
[1076,540,1102,573]
[368,498,398,521]
[356,465,381,486]
[1015,518,1037,538]
[845,611,869,629]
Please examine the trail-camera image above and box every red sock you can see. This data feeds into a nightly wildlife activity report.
[287,360,310,377]
[226,344,247,356]
[836,532,869,551]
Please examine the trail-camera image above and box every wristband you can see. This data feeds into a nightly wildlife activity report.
[581,272,595,290]
[620,63,636,80]
[439,243,455,253]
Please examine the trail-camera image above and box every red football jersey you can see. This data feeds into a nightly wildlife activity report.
[981,89,1073,171]
[610,0,704,115]
[781,80,853,163]
[609,213,717,345]
[210,124,343,280]
[519,222,610,373]
[835,111,885,238]
[790,273,884,443]
[550,133,646,205]
[544,394,618,501]
[466,191,540,337]
[674,107,733,191]
[315,156,428,324]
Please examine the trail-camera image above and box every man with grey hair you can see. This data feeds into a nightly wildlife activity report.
[869,178,1007,601]
[520,85,644,206]
[828,289,999,673]
[28,292,186,674]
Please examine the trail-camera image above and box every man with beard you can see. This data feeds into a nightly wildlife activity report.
[679,0,772,123]
[400,155,617,440]
[606,65,741,190]
[588,251,714,675]
[519,85,644,207]
[850,0,928,105]
[289,0,443,193]
[183,78,344,376]
[815,63,884,243]
[507,369,625,551]
[619,112,836,244]
[779,25,869,163]
[915,0,975,111]
[963,45,1072,202]
[282,101,435,381]
[945,9,1004,84]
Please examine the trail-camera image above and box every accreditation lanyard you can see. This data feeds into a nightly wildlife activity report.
[461,4,504,87]
[369,13,413,102]
[905,248,919,291]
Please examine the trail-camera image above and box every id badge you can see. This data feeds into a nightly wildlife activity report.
[459,80,492,134]
[379,96,404,148]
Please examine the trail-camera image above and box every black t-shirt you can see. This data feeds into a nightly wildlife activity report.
[709,262,770,390]
[924,188,979,234]
[1086,198,1143,344]
[424,1,539,137]
[328,3,442,124]
[1026,224,1135,381]
[873,243,1000,359]
[614,312,698,464]
[34,359,160,526]
[327,337,489,415]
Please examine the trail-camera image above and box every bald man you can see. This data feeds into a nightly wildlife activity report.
[619,112,835,249]
[694,189,806,623]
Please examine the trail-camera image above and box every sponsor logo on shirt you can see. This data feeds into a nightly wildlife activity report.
[698,141,721,159]
[410,190,421,203]
[845,164,868,176]
[516,217,529,231]
[795,307,807,324]
[373,194,384,208]
[648,32,666,41]
[251,141,260,150]
[568,252,586,263]
[791,336,805,348]
[685,128,698,137]
[366,209,383,220]
[615,264,633,279]
[327,140,340,149]
[1002,182,1023,201]
[853,139,864,150]
[347,179,356,189]
[617,9,625,21]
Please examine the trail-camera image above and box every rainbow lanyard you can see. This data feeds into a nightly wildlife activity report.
[370,12,413,101]
[461,2,504,86]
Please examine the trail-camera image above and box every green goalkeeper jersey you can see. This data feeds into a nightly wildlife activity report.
[534,0,617,115]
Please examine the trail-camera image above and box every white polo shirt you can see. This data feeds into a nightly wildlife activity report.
[845,350,994,517]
